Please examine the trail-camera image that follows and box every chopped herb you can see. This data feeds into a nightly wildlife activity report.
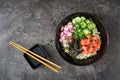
[85,6,89,10]
[41,39,44,43]
[46,43,50,46]
[49,39,54,43]
[45,39,54,47]
[70,7,77,12]
[46,43,52,47]
[50,18,55,25]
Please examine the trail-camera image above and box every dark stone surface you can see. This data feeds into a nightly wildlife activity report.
[0,0,120,80]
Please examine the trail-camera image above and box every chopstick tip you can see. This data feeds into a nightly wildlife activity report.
[9,41,14,44]
[56,71,59,73]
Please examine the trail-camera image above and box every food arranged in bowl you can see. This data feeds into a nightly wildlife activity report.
[56,12,108,65]
[59,16,101,60]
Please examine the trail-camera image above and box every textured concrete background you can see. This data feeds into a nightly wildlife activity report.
[0,0,120,80]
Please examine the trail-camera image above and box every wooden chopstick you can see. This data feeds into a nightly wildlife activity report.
[10,41,61,69]
[9,41,60,73]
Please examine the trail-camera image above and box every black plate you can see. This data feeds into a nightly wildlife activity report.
[55,12,108,65]
[24,44,49,69]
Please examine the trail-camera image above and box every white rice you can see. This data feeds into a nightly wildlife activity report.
[76,51,97,59]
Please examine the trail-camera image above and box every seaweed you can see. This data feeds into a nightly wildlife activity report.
[68,39,81,57]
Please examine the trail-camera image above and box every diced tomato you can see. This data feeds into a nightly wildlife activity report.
[86,39,90,45]
[89,44,94,48]
[82,45,88,51]
[92,35,99,40]
[80,34,101,54]
[80,39,90,46]
[93,43,98,48]
[86,34,92,39]
[96,40,101,49]
[91,40,96,44]
[96,40,101,44]
[83,39,90,46]
[97,43,101,49]
[80,39,87,45]
[97,44,100,49]
[89,47,94,53]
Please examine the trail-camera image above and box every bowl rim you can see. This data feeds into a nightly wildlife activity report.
[55,12,109,66]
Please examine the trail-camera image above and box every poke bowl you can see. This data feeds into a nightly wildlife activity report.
[55,12,108,65]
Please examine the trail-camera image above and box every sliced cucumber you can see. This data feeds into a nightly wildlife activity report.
[72,19,76,25]
[80,21,87,28]
[86,19,91,24]
[88,23,94,30]
[81,16,86,21]
[83,29,91,34]
[92,23,96,28]
[75,17,81,23]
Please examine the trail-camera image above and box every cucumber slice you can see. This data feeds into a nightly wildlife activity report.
[88,23,93,29]
[92,28,100,34]
[72,19,76,25]
[80,21,87,28]
[83,29,91,34]
[75,17,81,22]
[86,19,91,24]
[81,16,86,21]
[92,23,96,28]
[74,24,80,29]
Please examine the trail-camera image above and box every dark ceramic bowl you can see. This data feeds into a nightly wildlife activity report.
[55,12,108,65]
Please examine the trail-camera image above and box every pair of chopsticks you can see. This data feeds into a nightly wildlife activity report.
[9,41,61,73]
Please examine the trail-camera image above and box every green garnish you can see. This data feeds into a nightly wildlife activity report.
[50,18,55,25]
[49,39,54,43]
[72,16,99,40]
[46,39,54,47]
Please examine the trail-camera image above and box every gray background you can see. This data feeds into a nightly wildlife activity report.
[0,0,120,80]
